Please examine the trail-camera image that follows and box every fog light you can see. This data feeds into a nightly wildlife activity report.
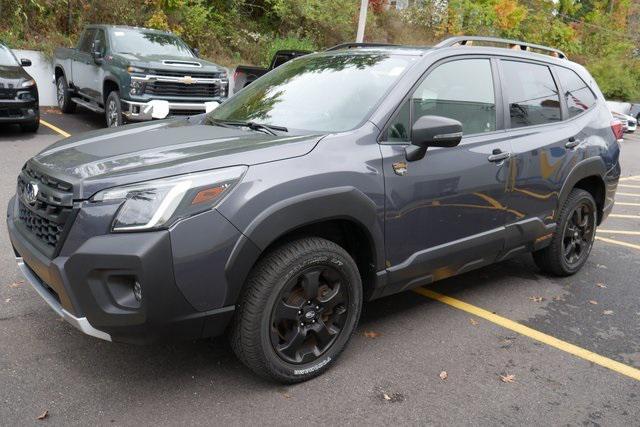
[133,281,142,302]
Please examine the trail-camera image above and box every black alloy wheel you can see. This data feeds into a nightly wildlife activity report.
[562,201,595,267]
[270,266,349,364]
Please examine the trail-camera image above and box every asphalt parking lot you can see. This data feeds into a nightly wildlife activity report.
[1,110,640,426]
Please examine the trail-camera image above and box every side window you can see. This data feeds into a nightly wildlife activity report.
[555,67,597,118]
[78,29,96,53]
[501,61,561,128]
[93,30,107,56]
[385,58,496,142]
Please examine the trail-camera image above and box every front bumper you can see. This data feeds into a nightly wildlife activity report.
[0,98,39,124]
[122,99,222,121]
[7,196,239,344]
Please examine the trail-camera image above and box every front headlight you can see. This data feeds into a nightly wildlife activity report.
[92,166,247,232]
[21,79,36,88]
[127,66,146,74]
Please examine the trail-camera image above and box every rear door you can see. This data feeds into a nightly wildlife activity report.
[380,57,514,290]
[499,59,583,250]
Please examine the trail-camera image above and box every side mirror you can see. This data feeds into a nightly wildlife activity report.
[20,58,32,67]
[406,115,463,161]
[192,48,200,58]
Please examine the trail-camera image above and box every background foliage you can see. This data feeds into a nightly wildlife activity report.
[0,0,638,100]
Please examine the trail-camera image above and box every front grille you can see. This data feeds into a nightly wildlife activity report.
[16,164,75,256]
[18,201,66,247]
[144,81,220,98]
[148,70,224,79]
[0,89,15,99]
[0,108,24,118]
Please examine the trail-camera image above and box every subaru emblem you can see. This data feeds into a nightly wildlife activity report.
[24,181,39,205]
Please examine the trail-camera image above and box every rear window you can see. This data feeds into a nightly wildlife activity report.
[555,66,597,118]
[502,60,561,128]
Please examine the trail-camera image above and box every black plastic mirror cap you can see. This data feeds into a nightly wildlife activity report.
[411,115,463,149]
[20,58,32,67]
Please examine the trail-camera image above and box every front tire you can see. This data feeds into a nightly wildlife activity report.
[105,91,123,128]
[533,189,597,276]
[230,237,362,383]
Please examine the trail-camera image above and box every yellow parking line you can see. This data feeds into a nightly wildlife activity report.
[616,193,640,197]
[413,287,640,382]
[615,202,640,207]
[40,119,71,138]
[598,229,640,236]
[596,236,640,251]
[609,214,640,219]
[619,184,640,189]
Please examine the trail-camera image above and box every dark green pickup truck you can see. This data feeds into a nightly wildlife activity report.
[53,25,229,127]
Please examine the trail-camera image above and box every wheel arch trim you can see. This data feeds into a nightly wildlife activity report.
[556,156,606,220]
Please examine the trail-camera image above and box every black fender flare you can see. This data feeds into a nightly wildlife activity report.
[222,186,384,306]
[556,156,606,217]
[102,77,121,101]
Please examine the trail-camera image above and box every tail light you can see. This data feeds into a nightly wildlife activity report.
[611,120,624,140]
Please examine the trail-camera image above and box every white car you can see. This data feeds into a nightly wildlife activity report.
[611,111,637,133]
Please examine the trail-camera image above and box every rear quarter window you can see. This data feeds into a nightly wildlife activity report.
[555,66,597,118]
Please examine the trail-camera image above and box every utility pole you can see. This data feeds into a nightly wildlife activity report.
[356,0,369,43]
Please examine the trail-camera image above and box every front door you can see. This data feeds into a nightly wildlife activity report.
[73,28,96,96]
[380,57,516,292]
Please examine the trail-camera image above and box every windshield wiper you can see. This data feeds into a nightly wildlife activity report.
[208,119,288,135]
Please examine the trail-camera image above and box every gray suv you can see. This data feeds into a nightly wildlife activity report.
[7,37,621,383]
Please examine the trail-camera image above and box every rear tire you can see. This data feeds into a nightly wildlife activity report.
[56,75,76,113]
[533,189,597,276]
[230,237,362,383]
[105,91,123,128]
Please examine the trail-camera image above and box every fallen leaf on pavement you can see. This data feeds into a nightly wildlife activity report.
[439,371,448,380]
[9,281,24,288]
[364,331,381,339]
[36,410,48,420]
[499,374,515,383]
[596,283,607,288]
[469,318,478,326]
[602,310,614,315]
[4,298,10,303]
[281,392,292,399]
[588,300,598,305]
[529,296,544,302]
[383,393,391,401]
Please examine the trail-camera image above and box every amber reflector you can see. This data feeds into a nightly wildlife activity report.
[191,186,225,205]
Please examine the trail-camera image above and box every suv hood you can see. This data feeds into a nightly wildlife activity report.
[32,117,324,199]
[115,53,226,75]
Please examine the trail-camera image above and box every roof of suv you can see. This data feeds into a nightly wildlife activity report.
[84,24,174,35]
[326,36,569,61]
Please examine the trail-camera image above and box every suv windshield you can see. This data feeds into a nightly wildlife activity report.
[109,29,194,57]
[0,45,18,66]
[208,53,416,132]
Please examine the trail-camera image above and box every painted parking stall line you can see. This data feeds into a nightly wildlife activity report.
[413,287,640,382]
[40,119,71,138]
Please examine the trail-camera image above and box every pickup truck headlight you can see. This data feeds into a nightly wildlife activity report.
[92,166,247,232]
[127,66,146,74]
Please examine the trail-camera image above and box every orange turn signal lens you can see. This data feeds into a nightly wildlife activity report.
[191,185,227,205]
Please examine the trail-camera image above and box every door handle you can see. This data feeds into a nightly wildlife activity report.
[488,149,510,163]
[565,136,580,149]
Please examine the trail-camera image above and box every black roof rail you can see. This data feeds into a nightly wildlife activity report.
[435,36,568,59]
[325,42,404,51]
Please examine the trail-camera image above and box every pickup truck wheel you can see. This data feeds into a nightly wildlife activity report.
[230,237,362,383]
[533,189,597,276]
[56,76,76,113]
[105,91,123,128]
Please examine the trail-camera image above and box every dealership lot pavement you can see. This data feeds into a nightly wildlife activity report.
[1,110,639,425]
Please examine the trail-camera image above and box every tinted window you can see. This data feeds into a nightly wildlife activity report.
[385,58,496,141]
[208,53,416,132]
[78,29,96,53]
[555,66,597,117]
[94,30,107,56]
[502,61,561,128]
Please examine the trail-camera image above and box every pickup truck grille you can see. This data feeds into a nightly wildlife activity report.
[144,81,220,98]
[16,164,75,257]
